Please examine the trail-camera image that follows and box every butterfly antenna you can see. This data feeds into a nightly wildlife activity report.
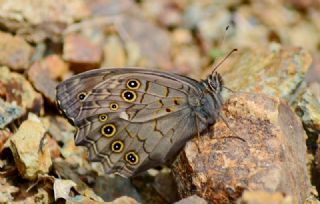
[211,48,238,75]
[222,85,236,93]
[210,25,237,74]
[220,25,230,50]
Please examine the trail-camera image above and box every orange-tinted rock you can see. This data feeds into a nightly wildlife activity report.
[28,55,67,102]
[0,66,43,115]
[172,93,310,204]
[43,55,69,80]
[0,32,33,70]
[63,34,103,73]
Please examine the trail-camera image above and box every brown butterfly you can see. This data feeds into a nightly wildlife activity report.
[56,65,225,177]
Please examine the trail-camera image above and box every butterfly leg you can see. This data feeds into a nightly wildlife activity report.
[195,115,204,154]
[217,113,246,142]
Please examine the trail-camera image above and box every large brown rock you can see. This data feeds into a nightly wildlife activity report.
[172,93,310,204]
[63,33,103,73]
[28,55,68,103]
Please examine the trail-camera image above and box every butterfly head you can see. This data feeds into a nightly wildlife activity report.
[207,72,223,94]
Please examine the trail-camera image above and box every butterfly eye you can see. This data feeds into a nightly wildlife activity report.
[101,124,117,138]
[121,90,137,102]
[98,114,108,122]
[109,102,119,111]
[111,140,124,153]
[125,151,139,165]
[77,92,87,101]
[126,79,141,90]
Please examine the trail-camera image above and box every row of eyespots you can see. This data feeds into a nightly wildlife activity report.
[108,89,137,112]
[111,140,139,163]
[123,79,140,103]
[78,91,136,104]
[99,121,139,165]
[111,140,139,165]
[77,79,140,104]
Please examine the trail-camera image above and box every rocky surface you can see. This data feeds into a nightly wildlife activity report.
[4,113,51,180]
[0,0,319,203]
[173,93,310,203]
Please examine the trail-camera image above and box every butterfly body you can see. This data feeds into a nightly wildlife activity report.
[56,68,223,177]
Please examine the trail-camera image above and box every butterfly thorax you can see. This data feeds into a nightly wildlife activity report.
[193,72,224,126]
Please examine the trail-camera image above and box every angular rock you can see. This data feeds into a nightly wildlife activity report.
[0,31,33,70]
[63,33,103,73]
[172,93,310,204]
[5,114,52,180]
[0,66,44,115]
[0,98,24,129]
[28,55,67,102]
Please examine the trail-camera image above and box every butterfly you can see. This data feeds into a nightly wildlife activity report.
[56,67,224,177]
